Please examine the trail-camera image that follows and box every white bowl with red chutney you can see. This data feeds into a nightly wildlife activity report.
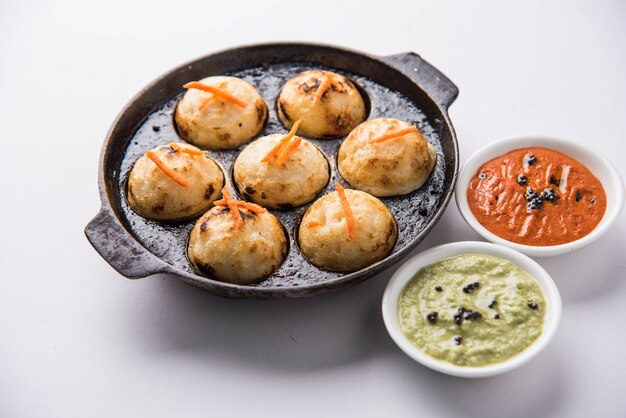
[455,136,624,257]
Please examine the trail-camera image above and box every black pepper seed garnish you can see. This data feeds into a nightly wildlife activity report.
[526,197,544,212]
[525,188,538,201]
[524,154,538,166]
[454,336,462,346]
[454,307,466,325]
[528,302,539,310]
[575,191,583,202]
[549,175,560,186]
[463,310,482,321]
[489,299,497,309]
[435,286,443,292]
[494,314,500,319]
[426,312,438,323]
[152,125,160,132]
[517,174,528,186]
[462,282,480,294]
[478,172,486,179]
[541,188,560,202]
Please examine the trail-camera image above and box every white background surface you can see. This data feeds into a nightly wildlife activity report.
[1,1,625,417]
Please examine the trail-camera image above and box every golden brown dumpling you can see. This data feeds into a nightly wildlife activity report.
[277,70,366,139]
[338,118,436,196]
[188,197,287,284]
[233,133,329,209]
[298,185,397,272]
[175,76,267,150]
[127,142,223,220]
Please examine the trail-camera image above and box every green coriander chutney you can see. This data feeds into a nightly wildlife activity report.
[398,254,545,367]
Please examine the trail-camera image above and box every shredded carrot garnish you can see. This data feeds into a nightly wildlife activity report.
[315,73,334,101]
[274,137,301,166]
[221,188,243,228]
[261,134,291,163]
[198,96,213,111]
[215,199,267,214]
[370,127,418,144]
[183,81,248,109]
[146,151,188,187]
[261,120,301,164]
[168,142,204,156]
[237,201,267,214]
[335,182,355,240]
[307,221,322,228]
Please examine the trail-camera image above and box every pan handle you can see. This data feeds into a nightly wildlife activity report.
[382,52,459,111]
[85,209,169,278]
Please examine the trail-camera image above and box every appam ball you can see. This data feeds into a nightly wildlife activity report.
[188,204,287,284]
[175,76,267,150]
[338,118,436,196]
[233,134,329,209]
[277,70,366,139]
[298,187,397,272]
[127,142,224,221]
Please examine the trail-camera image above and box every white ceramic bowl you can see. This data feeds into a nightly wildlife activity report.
[382,241,561,378]
[455,135,624,257]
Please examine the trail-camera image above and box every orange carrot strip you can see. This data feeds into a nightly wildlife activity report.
[307,221,322,228]
[183,82,248,108]
[214,199,266,214]
[221,188,243,229]
[198,96,213,111]
[261,120,301,163]
[168,142,204,156]
[315,73,333,101]
[146,151,188,187]
[370,127,418,144]
[274,137,301,166]
[237,201,267,214]
[335,182,355,240]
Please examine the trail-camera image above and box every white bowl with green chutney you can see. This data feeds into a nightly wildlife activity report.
[382,241,561,378]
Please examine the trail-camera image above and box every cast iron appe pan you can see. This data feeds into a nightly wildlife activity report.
[85,42,459,299]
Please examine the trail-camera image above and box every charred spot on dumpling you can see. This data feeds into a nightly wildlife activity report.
[204,184,215,200]
[299,78,321,93]
[175,76,267,150]
[256,102,267,125]
[277,99,291,121]
[188,206,287,284]
[233,134,329,209]
[338,118,436,197]
[127,142,224,221]
[277,70,366,138]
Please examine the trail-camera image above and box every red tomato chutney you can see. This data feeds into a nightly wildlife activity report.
[467,147,607,246]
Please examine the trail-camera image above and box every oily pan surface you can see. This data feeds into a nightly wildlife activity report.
[118,62,447,288]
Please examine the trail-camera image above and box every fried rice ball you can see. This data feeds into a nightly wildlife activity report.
[175,76,267,150]
[233,134,329,209]
[188,205,287,284]
[338,118,436,196]
[298,187,397,272]
[127,142,223,221]
[277,70,366,139]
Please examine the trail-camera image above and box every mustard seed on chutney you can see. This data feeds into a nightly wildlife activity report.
[468,147,606,246]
